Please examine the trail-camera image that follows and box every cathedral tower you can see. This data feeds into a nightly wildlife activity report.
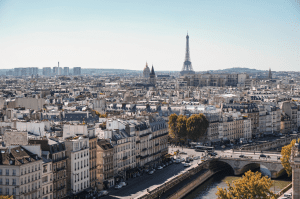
[149,65,156,85]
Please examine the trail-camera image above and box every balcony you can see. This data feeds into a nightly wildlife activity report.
[155,143,159,146]
[122,156,127,160]
[136,140,141,144]
[139,132,151,138]
[56,166,66,172]
[53,156,68,163]
[142,148,147,151]
[56,185,66,191]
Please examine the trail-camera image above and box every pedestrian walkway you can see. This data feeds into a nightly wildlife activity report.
[278,187,292,199]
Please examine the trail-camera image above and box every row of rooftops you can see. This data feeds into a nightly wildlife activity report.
[0,146,41,166]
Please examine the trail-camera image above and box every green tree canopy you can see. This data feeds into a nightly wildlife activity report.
[186,113,209,141]
[216,170,276,199]
[281,138,300,177]
[168,113,178,139]
[177,115,187,138]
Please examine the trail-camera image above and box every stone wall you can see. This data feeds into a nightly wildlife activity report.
[138,161,209,199]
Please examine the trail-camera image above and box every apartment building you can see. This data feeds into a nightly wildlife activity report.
[258,105,281,135]
[41,153,53,199]
[88,128,97,190]
[28,138,67,199]
[219,113,251,143]
[111,129,136,181]
[222,103,259,137]
[0,146,43,199]
[148,116,168,166]
[96,140,114,190]
[65,136,90,195]
[135,122,151,168]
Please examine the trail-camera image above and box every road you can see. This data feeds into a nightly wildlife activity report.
[102,154,199,198]
[168,146,282,162]
[99,146,281,199]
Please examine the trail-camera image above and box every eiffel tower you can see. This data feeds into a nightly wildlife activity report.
[180,33,195,76]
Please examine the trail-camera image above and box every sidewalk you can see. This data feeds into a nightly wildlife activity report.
[278,187,292,199]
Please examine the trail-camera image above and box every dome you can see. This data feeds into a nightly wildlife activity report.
[143,62,150,78]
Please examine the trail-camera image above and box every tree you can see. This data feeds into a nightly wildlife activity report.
[281,138,300,177]
[186,113,209,141]
[216,170,276,199]
[177,115,187,139]
[168,114,178,139]
[94,110,107,118]
[0,196,13,199]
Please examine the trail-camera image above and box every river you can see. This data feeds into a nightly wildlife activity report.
[183,167,291,199]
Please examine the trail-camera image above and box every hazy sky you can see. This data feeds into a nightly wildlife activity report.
[0,0,299,71]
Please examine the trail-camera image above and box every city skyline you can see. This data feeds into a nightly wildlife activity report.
[0,0,300,71]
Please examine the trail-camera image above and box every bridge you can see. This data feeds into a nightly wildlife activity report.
[209,156,285,178]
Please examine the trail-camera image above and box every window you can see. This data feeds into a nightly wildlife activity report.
[6,179,9,185]
[0,188,2,195]
[0,179,2,185]
[12,179,16,185]
[6,188,9,195]
[12,169,16,176]
[0,169,2,175]
[5,169,9,176]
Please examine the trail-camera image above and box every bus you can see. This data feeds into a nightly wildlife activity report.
[195,146,215,152]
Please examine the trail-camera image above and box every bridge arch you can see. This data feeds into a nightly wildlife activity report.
[208,159,235,174]
[210,158,285,179]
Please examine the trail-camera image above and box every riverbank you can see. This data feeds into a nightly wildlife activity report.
[183,169,291,199]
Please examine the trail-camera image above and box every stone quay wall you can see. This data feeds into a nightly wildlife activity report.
[138,161,209,199]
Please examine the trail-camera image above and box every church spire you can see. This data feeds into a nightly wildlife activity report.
[151,65,155,75]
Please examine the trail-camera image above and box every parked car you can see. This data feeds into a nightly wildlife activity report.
[194,156,200,160]
[210,152,217,156]
[260,154,266,158]
[98,190,109,197]
[157,166,163,170]
[184,163,190,167]
[119,182,128,187]
[277,156,281,160]
[114,184,122,189]
[180,158,185,162]
[144,169,149,173]
[176,159,181,164]
[239,155,245,158]
[148,170,154,175]
[162,164,166,167]
[179,151,187,154]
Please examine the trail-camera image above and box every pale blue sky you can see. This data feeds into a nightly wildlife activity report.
[0,0,299,71]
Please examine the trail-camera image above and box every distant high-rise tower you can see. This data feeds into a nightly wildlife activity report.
[149,65,156,85]
[180,33,195,76]
[73,67,81,75]
[268,68,272,79]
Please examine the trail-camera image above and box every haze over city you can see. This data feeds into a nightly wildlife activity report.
[0,0,300,71]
